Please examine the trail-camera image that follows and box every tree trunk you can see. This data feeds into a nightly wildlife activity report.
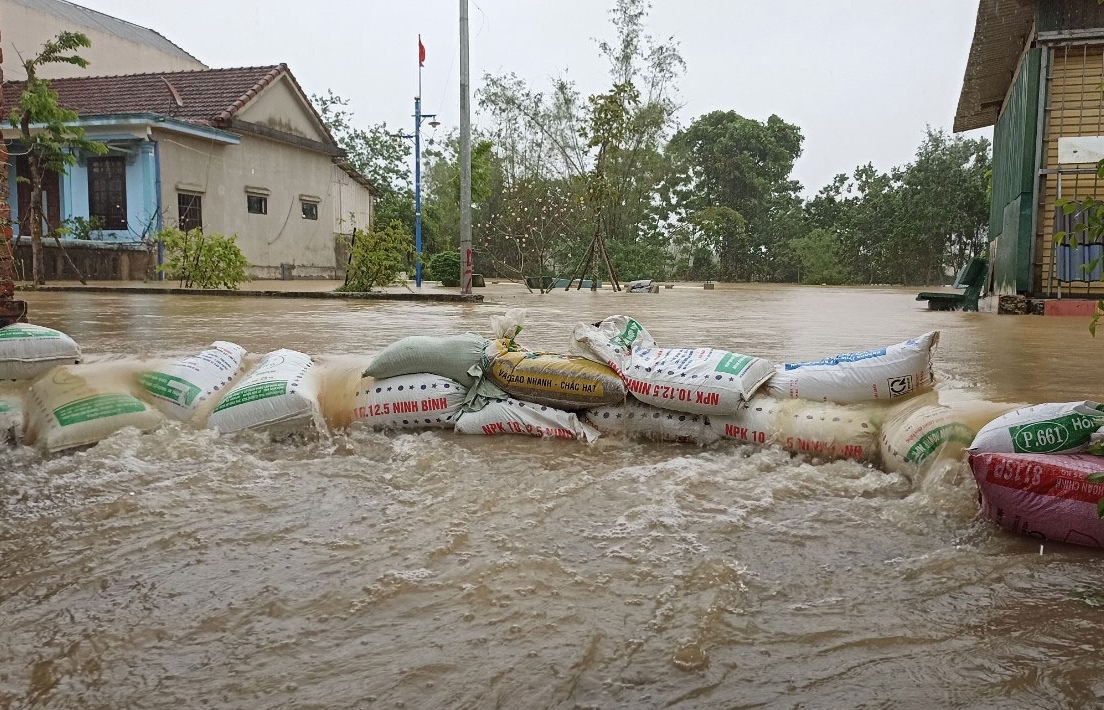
[29,170,45,286]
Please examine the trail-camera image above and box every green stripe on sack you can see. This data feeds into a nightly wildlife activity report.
[905,423,976,464]
[0,326,59,340]
[139,372,202,407]
[715,352,755,376]
[213,381,287,412]
[53,393,146,426]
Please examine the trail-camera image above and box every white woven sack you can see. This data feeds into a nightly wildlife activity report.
[583,399,718,446]
[0,391,23,443]
[572,315,773,416]
[879,396,1017,473]
[969,401,1104,455]
[0,323,82,380]
[766,332,938,404]
[24,365,163,453]
[138,341,246,422]
[207,349,322,435]
[353,373,467,429]
[455,397,599,442]
[709,394,884,463]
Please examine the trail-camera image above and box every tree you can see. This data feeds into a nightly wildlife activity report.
[8,32,107,285]
[311,90,414,231]
[664,111,804,281]
[156,227,248,290]
[339,220,413,292]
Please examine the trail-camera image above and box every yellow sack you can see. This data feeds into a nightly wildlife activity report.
[486,342,626,411]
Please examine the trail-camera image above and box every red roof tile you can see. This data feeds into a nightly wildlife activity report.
[1,64,294,128]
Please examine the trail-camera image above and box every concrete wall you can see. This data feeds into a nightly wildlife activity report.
[0,0,205,80]
[10,238,153,281]
[156,130,372,278]
[237,75,328,141]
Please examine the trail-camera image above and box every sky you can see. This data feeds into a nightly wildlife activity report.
[70,0,990,196]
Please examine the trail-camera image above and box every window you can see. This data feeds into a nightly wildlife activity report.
[247,194,268,215]
[87,156,127,230]
[301,200,319,220]
[178,193,202,232]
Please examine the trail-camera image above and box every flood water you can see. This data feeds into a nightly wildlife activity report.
[2,283,1103,709]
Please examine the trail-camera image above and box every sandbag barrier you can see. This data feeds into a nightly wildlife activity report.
[2,314,1102,549]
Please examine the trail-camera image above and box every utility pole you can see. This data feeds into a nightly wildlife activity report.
[411,35,437,288]
[459,0,473,294]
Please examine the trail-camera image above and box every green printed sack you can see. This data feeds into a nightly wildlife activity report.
[138,341,246,422]
[571,315,774,416]
[879,395,1017,473]
[24,365,162,453]
[0,391,24,443]
[207,349,321,435]
[0,323,82,380]
[969,401,1104,455]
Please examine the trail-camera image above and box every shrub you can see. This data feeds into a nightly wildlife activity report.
[156,227,249,289]
[339,220,412,292]
[424,249,461,287]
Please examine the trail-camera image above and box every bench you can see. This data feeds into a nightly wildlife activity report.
[916,257,988,312]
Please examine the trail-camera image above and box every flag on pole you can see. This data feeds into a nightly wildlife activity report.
[419,36,426,67]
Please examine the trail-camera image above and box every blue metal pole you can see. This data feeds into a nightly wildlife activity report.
[414,96,423,287]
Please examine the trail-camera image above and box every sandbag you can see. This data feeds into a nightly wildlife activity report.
[207,349,322,435]
[24,365,163,453]
[353,373,467,429]
[970,452,1104,548]
[879,395,1017,473]
[709,394,884,463]
[137,341,246,422]
[0,391,23,443]
[583,399,718,446]
[765,332,938,404]
[486,343,626,411]
[969,401,1104,455]
[0,323,82,380]
[363,333,488,388]
[572,315,774,416]
[455,397,599,442]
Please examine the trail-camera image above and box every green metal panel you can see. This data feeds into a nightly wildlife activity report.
[994,196,1035,293]
[1037,0,1104,33]
[990,49,1040,235]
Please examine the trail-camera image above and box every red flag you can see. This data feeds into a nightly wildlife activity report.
[419,36,426,67]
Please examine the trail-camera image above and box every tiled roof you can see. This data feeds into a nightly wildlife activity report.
[1,64,292,128]
[954,0,1037,132]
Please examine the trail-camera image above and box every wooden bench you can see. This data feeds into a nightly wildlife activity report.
[916,257,988,312]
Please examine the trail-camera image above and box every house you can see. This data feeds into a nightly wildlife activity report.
[2,64,375,279]
[1,0,206,80]
[956,0,1104,299]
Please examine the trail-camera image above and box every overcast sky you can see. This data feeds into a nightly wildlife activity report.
[72,0,989,195]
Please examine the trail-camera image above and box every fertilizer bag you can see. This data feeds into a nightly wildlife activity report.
[455,397,599,442]
[583,398,718,446]
[879,394,1017,473]
[138,341,246,422]
[24,364,163,453]
[486,343,626,410]
[709,394,884,463]
[0,390,23,443]
[0,323,82,380]
[207,349,322,435]
[572,315,774,416]
[969,401,1104,455]
[353,373,467,429]
[363,333,488,388]
[765,331,938,404]
[970,452,1104,549]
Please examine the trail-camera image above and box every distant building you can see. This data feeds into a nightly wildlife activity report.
[0,0,206,80]
[2,65,375,278]
[956,0,1104,298]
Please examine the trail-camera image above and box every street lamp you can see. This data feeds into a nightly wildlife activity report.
[399,98,439,287]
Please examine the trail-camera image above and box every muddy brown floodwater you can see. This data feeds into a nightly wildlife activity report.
[2,283,1103,709]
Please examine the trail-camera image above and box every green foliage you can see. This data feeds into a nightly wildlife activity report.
[156,227,249,290]
[790,229,847,285]
[9,32,107,285]
[424,250,461,287]
[339,220,413,292]
[57,215,104,240]
[609,240,668,282]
